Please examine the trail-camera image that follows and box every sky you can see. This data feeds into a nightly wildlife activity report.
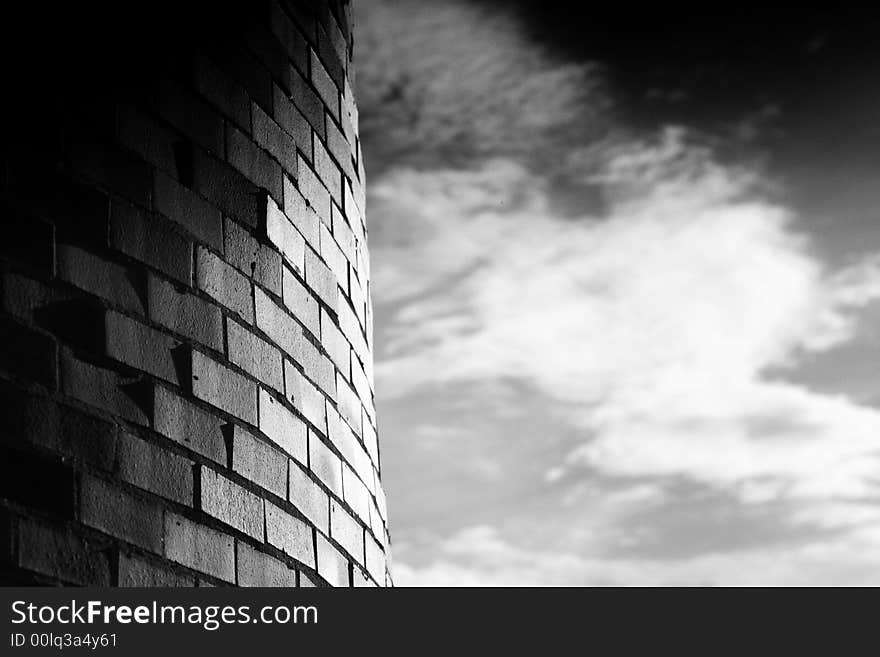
[354,0,880,585]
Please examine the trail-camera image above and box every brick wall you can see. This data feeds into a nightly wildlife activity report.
[0,0,388,587]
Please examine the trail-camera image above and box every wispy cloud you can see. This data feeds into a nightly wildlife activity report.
[359,0,880,584]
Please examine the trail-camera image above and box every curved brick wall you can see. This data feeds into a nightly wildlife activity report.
[0,0,387,587]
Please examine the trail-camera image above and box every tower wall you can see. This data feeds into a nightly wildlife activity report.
[0,0,386,587]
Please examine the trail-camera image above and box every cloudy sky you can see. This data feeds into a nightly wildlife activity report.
[355,0,880,585]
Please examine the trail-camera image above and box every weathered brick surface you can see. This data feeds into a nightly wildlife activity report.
[0,0,386,588]
[201,467,264,540]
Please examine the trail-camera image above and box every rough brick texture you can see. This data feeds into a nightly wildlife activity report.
[0,0,385,587]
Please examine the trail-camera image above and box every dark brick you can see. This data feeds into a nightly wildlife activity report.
[236,541,297,586]
[80,475,163,552]
[269,1,309,73]
[224,217,282,296]
[65,133,153,207]
[118,552,195,587]
[0,208,54,274]
[208,43,273,115]
[192,149,262,228]
[154,172,223,251]
[194,54,251,132]
[313,137,341,204]
[116,432,193,505]
[153,386,226,464]
[274,85,312,157]
[316,22,346,90]
[191,350,258,425]
[226,123,283,204]
[104,310,181,384]
[252,103,298,178]
[195,247,254,322]
[309,49,339,119]
[0,445,75,517]
[232,425,288,499]
[57,245,146,314]
[148,276,224,352]
[152,78,225,155]
[18,518,111,585]
[227,318,284,392]
[243,20,293,93]
[60,351,150,425]
[116,104,178,176]
[110,200,193,285]
[289,67,324,139]
[164,512,235,582]
[0,318,57,388]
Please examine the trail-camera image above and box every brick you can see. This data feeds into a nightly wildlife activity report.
[325,113,352,168]
[0,318,57,389]
[285,362,327,431]
[110,201,192,285]
[164,512,235,582]
[116,432,193,505]
[195,54,251,132]
[154,172,223,251]
[4,388,118,470]
[289,461,329,534]
[304,246,337,310]
[341,462,371,525]
[265,501,315,568]
[283,177,321,247]
[282,267,320,337]
[227,123,283,204]
[348,272,367,328]
[18,518,110,586]
[332,204,357,262]
[66,134,152,207]
[364,533,386,585]
[148,276,223,352]
[335,373,362,436]
[362,411,379,470]
[353,567,377,587]
[104,311,180,384]
[208,43,273,114]
[254,287,301,358]
[321,310,350,378]
[196,247,254,322]
[252,103,298,177]
[290,66,324,138]
[269,1,309,72]
[258,387,307,464]
[375,481,388,526]
[330,499,363,564]
[80,475,163,552]
[117,105,178,175]
[201,467,264,540]
[228,318,284,392]
[287,328,335,395]
[310,49,339,119]
[152,77,225,155]
[153,386,226,464]
[225,217,282,296]
[320,223,348,291]
[118,553,195,587]
[232,425,287,499]
[338,296,368,366]
[192,149,262,229]
[191,350,258,425]
[264,196,305,273]
[317,22,346,87]
[369,497,385,542]
[298,154,331,222]
[274,84,312,156]
[57,245,145,315]
[351,356,374,421]
[309,433,342,497]
[61,352,149,425]
[313,137,341,203]
[316,532,348,587]
[237,541,297,587]
[326,403,372,485]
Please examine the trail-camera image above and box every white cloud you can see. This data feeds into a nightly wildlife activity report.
[373,127,880,512]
